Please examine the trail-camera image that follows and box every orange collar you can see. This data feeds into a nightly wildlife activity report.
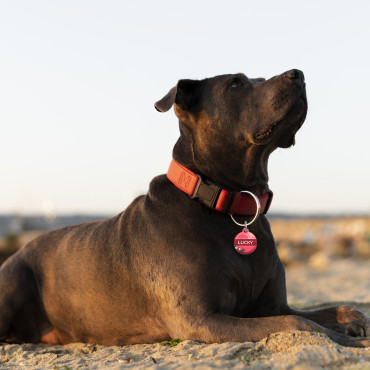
[167,159,273,216]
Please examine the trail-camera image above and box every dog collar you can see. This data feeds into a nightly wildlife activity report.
[167,159,273,216]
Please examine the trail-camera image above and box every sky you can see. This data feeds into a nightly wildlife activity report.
[1,0,369,216]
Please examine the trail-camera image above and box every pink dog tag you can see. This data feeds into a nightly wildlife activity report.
[234,228,257,255]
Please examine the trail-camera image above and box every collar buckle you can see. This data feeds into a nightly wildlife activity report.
[190,175,221,209]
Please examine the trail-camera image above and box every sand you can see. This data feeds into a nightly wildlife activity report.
[1,259,369,369]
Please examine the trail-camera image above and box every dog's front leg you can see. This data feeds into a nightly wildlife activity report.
[169,313,370,348]
[286,306,370,338]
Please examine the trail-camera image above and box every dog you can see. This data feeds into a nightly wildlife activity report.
[0,69,369,347]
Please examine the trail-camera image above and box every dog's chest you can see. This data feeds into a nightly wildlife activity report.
[216,249,275,316]
[178,211,280,316]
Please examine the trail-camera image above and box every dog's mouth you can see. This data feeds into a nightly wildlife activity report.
[254,97,307,146]
[255,120,283,141]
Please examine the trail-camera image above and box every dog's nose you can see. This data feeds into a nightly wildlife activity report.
[284,69,305,82]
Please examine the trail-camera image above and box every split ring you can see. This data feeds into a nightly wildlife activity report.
[229,190,261,227]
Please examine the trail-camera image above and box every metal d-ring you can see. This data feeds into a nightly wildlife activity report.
[229,190,261,228]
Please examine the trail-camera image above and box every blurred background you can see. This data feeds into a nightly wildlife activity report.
[1,1,369,270]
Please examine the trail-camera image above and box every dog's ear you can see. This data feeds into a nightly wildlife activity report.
[175,79,202,112]
[154,79,201,113]
[154,86,177,112]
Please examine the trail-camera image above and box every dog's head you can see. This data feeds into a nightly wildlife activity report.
[155,70,307,190]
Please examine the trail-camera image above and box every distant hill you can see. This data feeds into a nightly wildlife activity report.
[0,212,368,237]
[0,214,111,237]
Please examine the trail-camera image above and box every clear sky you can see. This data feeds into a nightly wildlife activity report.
[1,0,369,215]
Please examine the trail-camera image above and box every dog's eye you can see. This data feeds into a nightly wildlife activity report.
[231,77,243,88]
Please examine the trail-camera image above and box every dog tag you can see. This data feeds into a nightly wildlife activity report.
[234,228,257,255]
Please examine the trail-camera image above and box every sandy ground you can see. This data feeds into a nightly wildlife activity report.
[0,259,369,369]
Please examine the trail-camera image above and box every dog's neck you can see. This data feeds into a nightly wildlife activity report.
[173,124,274,195]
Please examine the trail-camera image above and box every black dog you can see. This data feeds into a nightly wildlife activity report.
[0,70,369,347]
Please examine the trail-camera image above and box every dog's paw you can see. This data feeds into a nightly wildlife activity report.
[331,334,370,348]
[336,306,370,337]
